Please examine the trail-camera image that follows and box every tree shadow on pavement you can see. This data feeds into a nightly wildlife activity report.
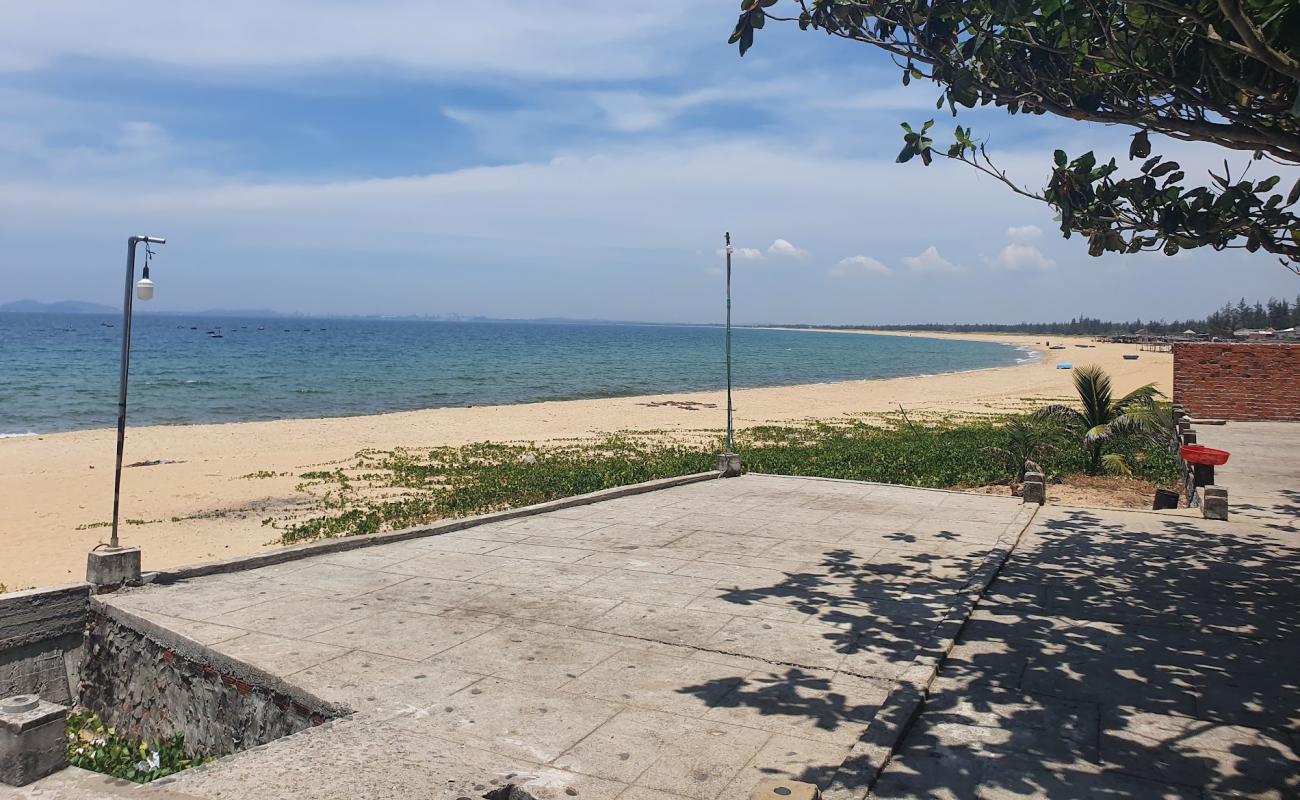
[873,508,1300,799]
[670,504,1299,797]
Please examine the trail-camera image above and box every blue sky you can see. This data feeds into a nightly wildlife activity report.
[0,1,1296,324]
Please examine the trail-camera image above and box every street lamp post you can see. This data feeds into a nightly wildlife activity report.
[89,235,165,586]
[718,232,741,477]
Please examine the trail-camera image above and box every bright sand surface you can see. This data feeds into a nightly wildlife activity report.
[0,331,1170,589]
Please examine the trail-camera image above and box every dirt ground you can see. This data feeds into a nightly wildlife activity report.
[965,474,1183,510]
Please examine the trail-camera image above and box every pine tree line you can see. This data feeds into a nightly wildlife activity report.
[850,295,1300,337]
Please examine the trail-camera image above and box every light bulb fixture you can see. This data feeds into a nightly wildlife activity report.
[136,265,155,300]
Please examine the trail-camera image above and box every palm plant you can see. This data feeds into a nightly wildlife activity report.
[1033,365,1162,475]
[984,416,1058,485]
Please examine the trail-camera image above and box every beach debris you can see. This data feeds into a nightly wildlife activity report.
[126,459,181,468]
[638,400,717,411]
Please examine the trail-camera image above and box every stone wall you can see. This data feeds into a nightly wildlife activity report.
[0,584,90,706]
[80,604,346,756]
[1172,343,1300,421]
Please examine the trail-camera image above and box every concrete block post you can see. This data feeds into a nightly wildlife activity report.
[717,452,742,478]
[1022,472,1046,506]
[1201,486,1229,521]
[1192,463,1215,487]
[86,547,141,589]
[0,695,68,786]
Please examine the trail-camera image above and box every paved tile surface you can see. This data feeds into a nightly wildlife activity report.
[873,421,1300,799]
[1197,421,1299,535]
[84,475,1025,800]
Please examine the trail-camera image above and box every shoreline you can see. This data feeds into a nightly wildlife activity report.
[1,327,1031,439]
[0,330,1170,589]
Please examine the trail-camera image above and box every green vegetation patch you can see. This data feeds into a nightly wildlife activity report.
[67,712,208,784]
[264,412,1178,546]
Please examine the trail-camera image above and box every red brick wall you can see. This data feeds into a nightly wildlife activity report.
[1173,343,1300,421]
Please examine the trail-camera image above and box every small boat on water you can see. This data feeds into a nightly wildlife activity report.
[208,327,224,339]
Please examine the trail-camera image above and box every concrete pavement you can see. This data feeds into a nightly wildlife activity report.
[31,475,1030,800]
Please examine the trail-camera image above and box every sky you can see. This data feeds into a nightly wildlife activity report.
[0,1,1296,325]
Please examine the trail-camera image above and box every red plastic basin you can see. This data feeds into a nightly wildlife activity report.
[1181,445,1230,466]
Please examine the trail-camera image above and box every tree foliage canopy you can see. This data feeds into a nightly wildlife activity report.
[730,0,1300,272]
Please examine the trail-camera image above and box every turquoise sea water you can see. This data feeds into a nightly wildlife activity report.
[0,314,1027,435]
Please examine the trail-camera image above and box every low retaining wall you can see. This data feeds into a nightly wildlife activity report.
[80,604,346,756]
[1173,343,1300,421]
[0,584,90,706]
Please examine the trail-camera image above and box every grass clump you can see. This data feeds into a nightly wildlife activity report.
[66,712,207,783]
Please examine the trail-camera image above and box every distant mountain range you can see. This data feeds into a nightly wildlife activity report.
[0,300,661,325]
[0,299,119,314]
[1,300,300,317]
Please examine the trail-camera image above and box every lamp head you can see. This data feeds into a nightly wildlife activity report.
[136,265,155,301]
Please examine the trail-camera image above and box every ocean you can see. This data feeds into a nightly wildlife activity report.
[0,313,1027,435]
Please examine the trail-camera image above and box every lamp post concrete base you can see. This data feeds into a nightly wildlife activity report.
[86,547,141,589]
[717,452,742,477]
[0,696,68,786]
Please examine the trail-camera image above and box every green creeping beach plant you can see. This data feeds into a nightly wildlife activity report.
[66,712,207,783]
[262,417,1179,545]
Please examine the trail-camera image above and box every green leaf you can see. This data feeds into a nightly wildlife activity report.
[1148,161,1179,178]
[1054,150,1067,167]
[1129,131,1151,160]
[739,24,754,56]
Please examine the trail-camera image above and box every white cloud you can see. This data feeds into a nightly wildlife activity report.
[0,1,698,81]
[768,238,808,258]
[902,245,960,272]
[988,243,1056,271]
[1006,224,1043,241]
[3,133,1294,321]
[718,246,763,260]
[830,255,889,278]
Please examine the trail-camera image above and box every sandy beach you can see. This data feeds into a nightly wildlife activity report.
[0,331,1170,589]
